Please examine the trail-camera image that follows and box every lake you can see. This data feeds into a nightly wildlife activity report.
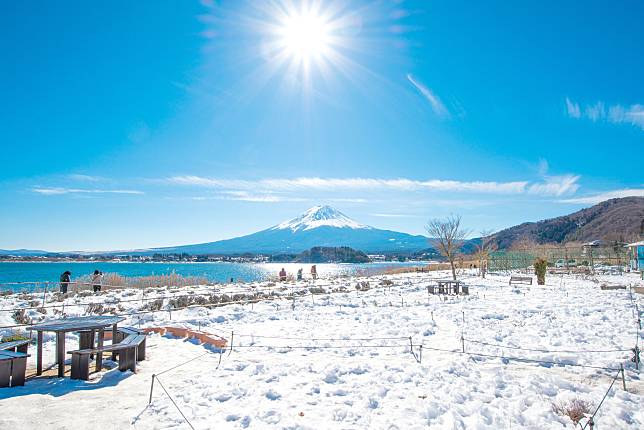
[0,261,425,292]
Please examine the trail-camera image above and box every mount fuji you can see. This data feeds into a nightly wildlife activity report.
[147,205,430,255]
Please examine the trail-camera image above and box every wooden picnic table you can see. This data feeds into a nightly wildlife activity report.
[436,279,462,295]
[27,316,125,378]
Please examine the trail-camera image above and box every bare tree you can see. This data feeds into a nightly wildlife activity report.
[426,214,469,280]
[474,229,496,278]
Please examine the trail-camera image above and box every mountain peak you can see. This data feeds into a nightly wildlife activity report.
[273,205,371,232]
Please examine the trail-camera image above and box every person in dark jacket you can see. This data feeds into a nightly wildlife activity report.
[60,271,71,294]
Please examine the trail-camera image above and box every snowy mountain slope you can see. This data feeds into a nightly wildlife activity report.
[148,205,429,254]
[273,205,370,231]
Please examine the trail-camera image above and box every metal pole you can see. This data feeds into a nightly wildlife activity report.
[149,374,156,404]
[620,364,626,391]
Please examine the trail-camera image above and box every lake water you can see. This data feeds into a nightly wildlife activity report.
[0,261,425,292]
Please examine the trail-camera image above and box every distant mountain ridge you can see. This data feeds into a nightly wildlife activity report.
[5,198,642,256]
[492,197,644,249]
[147,205,429,255]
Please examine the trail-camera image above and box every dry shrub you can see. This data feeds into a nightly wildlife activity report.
[143,299,164,312]
[169,295,192,309]
[193,296,208,306]
[85,303,106,315]
[12,309,31,325]
[75,272,211,290]
[552,398,592,424]
[379,279,394,286]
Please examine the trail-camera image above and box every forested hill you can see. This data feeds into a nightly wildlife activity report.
[492,197,644,249]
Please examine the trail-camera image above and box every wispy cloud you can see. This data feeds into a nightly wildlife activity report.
[565,98,644,131]
[32,187,144,196]
[406,74,450,118]
[527,174,580,197]
[167,175,579,197]
[67,174,105,182]
[370,213,421,218]
[558,188,644,205]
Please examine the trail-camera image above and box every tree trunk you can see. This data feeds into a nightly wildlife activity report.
[450,259,456,280]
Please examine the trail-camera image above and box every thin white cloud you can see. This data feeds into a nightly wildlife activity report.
[406,74,450,118]
[167,175,579,197]
[370,213,421,218]
[565,98,644,130]
[559,188,644,204]
[190,191,305,203]
[67,174,104,182]
[527,174,580,197]
[565,97,581,118]
[32,187,144,195]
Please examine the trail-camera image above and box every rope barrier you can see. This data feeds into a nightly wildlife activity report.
[154,376,195,430]
[581,369,622,429]
[419,343,622,372]
[464,338,631,354]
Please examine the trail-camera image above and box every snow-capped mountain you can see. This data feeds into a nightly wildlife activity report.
[146,205,429,255]
[273,205,370,232]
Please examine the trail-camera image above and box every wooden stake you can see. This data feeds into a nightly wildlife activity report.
[149,374,156,404]
[620,364,626,390]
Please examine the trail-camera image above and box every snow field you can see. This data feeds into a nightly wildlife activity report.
[0,270,643,429]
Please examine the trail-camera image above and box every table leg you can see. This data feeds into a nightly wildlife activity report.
[95,328,105,372]
[112,324,118,360]
[37,331,43,376]
[56,331,65,377]
[90,329,96,360]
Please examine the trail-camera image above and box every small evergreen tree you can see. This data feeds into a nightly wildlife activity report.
[534,258,547,285]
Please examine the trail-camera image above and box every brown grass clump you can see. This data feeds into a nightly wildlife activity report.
[552,398,592,425]
[73,272,211,291]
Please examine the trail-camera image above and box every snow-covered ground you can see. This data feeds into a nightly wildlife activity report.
[1,270,643,429]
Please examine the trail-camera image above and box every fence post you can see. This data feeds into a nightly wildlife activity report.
[41,282,47,309]
[149,374,156,404]
[620,364,626,391]
[419,345,423,364]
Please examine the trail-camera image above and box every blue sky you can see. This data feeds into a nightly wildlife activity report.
[1,0,643,251]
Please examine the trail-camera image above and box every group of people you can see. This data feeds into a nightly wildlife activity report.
[279,265,318,282]
[59,270,104,294]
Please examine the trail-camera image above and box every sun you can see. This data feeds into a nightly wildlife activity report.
[278,12,331,61]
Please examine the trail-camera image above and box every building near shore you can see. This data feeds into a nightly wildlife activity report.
[626,241,644,272]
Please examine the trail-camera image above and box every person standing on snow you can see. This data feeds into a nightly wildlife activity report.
[91,270,103,292]
[59,271,71,294]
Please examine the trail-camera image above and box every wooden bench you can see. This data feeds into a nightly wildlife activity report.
[68,334,147,381]
[0,339,30,354]
[115,327,146,360]
[115,326,144,342]
[0,350,29,387]
[509,276,532,285]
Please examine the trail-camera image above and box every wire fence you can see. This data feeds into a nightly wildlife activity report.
[141,328,635,429]
[2,272,642,428]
